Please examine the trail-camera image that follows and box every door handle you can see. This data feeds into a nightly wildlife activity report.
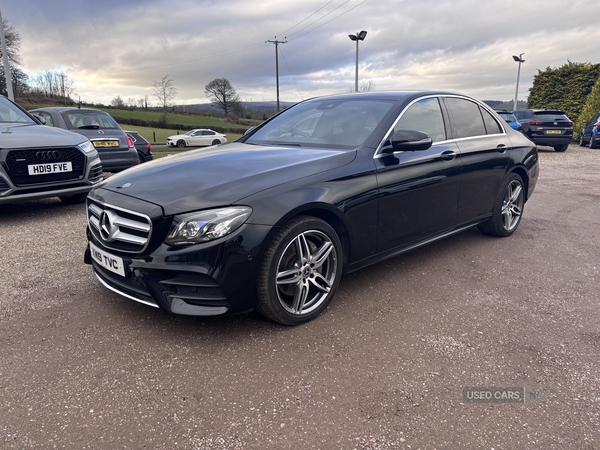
[440,151,456,161]
[496,144,507,153]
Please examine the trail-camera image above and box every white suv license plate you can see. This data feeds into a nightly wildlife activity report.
[28,162,72,175]
[90,242,126,277]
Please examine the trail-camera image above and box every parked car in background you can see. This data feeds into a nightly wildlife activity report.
[166,129,227,148]
[29,107,140,171]
[513,109,573,152]
[84,91,539,326]
[124,130,154,162]
[578,111,600,148]
[495,110,522,131]
[0,96,103,204]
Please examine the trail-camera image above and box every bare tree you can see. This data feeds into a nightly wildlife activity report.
[0,18,22,66]
[29,70,76,101]
[111,96,125,108]
[0,18,27,97]
[153,74,177,122]
[205,78,240,116]
[347,80,376,93]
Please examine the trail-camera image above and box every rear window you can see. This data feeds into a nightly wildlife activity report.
[62,111,120,130]
[532,112,570,121]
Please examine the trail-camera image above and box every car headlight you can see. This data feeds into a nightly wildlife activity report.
[78,139,96,154]
[165,207,252,246]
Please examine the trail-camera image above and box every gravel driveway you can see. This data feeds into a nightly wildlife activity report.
[0,144,598,449]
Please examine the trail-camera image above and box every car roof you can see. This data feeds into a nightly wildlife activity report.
[30,106,109,114]
[513,108,566,114]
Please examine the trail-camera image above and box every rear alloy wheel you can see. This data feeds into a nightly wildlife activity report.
[554,143,569,152]
[212,139,221,145]
[589,136,598,149]
[176,139,186,148]
[256,216,343,325]
[478,173,525,237]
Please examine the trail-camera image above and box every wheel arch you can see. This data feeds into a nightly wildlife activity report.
[262,203,352,272]
[508,166,530,202]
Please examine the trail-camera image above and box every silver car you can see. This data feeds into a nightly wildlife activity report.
[29,107,140,172]
[0,96,103,204]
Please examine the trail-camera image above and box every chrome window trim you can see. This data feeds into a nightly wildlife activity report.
[374,94,508,158]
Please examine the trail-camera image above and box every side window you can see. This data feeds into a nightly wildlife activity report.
[40,112,54,127]
[481,108,502,134]
[393,97,446,142]
[445,97,486,139]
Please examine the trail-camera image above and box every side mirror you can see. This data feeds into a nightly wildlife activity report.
[32,114,46,125]
[381,130,433,154]
[244,126,256,136]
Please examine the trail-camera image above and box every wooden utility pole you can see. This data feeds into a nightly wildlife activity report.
[266,38,287,112]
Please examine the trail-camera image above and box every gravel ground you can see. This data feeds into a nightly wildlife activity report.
[0,144,599,449]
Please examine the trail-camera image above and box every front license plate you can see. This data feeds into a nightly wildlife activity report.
[27,162,72,175]
[89,242,126,277]
[92,140,120,147]
[545,129,562,134]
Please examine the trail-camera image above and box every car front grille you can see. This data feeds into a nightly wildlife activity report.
[5,147,86,186]
[87,199,152,254]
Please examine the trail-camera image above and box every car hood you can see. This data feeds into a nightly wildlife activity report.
[0,123,87,148]
[97,142,356,215]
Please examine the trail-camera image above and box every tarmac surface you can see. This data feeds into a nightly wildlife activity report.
[0,144,598,449]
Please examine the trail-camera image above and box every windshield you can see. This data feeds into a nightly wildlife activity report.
[62,111,120,130]
[0,96,37,124]
[245,99,394,148]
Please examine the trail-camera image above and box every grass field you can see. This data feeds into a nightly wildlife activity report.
[21,101,249,149]
[122,125,244,145]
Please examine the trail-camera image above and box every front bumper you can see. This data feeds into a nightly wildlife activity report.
[84,221,272,317]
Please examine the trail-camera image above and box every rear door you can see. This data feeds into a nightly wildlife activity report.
[443,96,510,224]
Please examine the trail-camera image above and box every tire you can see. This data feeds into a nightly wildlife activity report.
[137,151,146,163]
[59,192,88,204]
[478,173,525,237]
[256,216,343,325]
[176,139,186,148]
[212,139,221,145]
[554,143,569,152]
[589,136,598,149]
[579,134,586,147]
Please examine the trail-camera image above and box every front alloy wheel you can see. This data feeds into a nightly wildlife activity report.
[478,173,525,237]
[256,216,343,325]
[176,139,186,148]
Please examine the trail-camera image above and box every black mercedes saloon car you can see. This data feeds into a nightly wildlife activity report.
[84,91,539,325]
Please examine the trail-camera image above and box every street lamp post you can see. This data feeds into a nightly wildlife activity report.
[348,30,367,92]
[512,53,525,111]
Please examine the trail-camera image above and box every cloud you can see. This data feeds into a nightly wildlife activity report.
[3,0,600,105]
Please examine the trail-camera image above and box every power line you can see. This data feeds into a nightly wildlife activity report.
[276,0,334,38]
[288,0,369,42]
[278,45,304,101]
[287,0,351,40]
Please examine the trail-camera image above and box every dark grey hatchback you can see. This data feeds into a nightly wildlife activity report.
[513,109,573,152]
[85,91,539,325]
[29,107,140,172]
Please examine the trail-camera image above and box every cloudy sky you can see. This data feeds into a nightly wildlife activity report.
[2,0,598,106]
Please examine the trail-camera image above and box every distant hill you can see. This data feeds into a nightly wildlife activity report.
[177,101,296,114]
